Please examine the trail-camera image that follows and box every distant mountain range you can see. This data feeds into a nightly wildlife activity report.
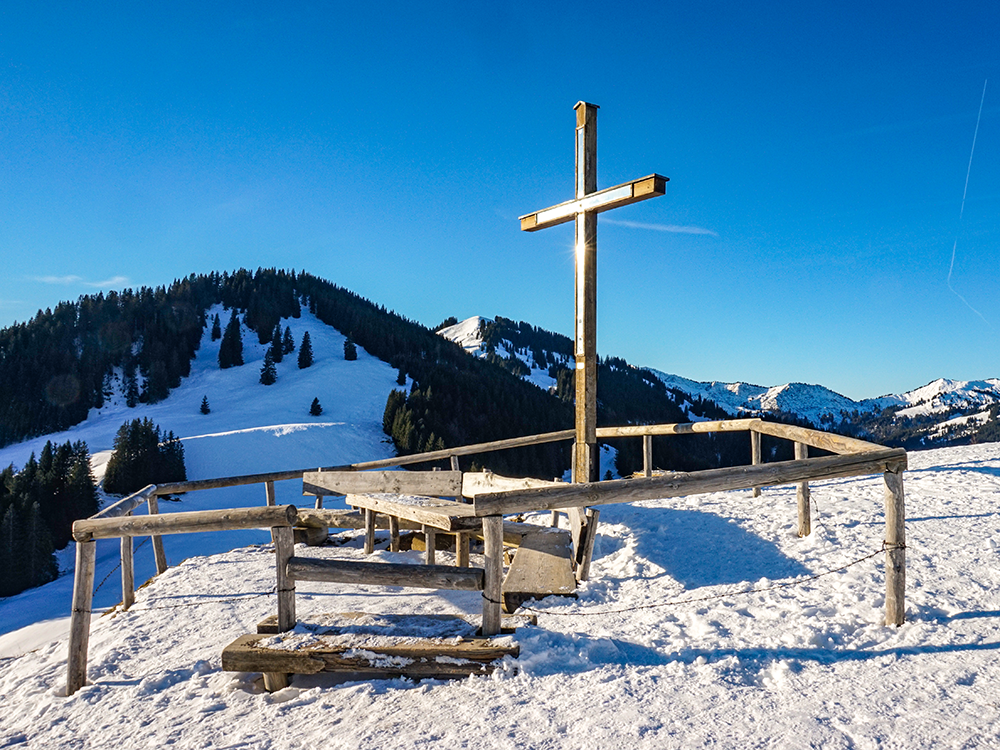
[438,316,1000,449]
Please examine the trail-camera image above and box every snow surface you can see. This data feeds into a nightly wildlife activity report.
[3,309,1000,747]
[3,437,1000,746]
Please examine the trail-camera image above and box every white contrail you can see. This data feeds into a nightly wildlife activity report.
[602,218,719,236]
[947,79,991,328]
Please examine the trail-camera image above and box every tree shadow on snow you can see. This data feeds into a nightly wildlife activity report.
[604,507,810,590]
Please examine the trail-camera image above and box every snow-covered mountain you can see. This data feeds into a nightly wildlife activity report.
[438,316,1000,445]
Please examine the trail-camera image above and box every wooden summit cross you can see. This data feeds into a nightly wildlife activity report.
[520,102,668,482]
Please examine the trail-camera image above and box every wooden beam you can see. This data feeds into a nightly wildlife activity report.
[146,494,168,575]
[424,525,437,565]
[482,516,504,636]
[519,174,668,232]
[274,526,296,632]
[286,557,485,591]
[93,485,157,519]
[795,442,811,537]
[642,435,653,478]
[750,421,885,455]
[295,508,421,531]
[120,532,134,611]
[302,470,462,498]
[750,429,762,498]
[884,467,906,626]
[345,493,480,532]
[595,418,761,438]
[264,480,276,507]
[66,540,96,696]
[73,505,298,541]
[462,471,563,500]
[473,448,908,517]
[389,516,400,552]
[363,509,376,555]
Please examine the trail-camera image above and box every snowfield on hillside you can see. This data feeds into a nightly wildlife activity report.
[2,441,1000,748]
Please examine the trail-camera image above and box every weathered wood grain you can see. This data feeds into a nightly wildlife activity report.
[345,493,481,532]
[274,526,296,632]
[884,468,906,626]
[66,540,96,696]
[146,494,168,575]
[286,557,485,591]
[94,485,157,519]
[482,516,504,636]
[302,470,462,498]
[461,472,563,499]
[795,442,811,537]
[501,529,576,613]
[750,421,884,455]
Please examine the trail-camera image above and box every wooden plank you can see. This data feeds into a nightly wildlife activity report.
[643,435,653,478]
[795,442,811,537]
[595,419,759,438]
[295,508,421,531]
[302,470,462,499]
[346,493,480,532]
[450,455,460,472]
[121,532,134,610]
[264,480,276,507]
[482,516,504,636]
[285,557,485,591]
[750,421,885,455]
[502,529,576,612]
[473,449,909,516]
[751,429,762,498]
[455,532,470,568]
[577,508,599,582]
[274,526,296,632]
[884,468,906,626]
[73,505,298,541]
[255,611,536,635]
[66,540,96,696]
[146,494,168,575]
[462,472,563,500]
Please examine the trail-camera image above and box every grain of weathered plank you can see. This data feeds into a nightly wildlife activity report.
[482,516,504,636]
[274,526,296,632]
[121,532,134,610]
[751,421,884,455]
[501,529,576,612]
[795,442,811,537]
[286,557,485,591]
[461,472,563,500]
[346,493,480,532]
[884,468,906,626]
[302,470,462,498]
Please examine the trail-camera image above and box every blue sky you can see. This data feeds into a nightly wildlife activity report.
[1,1,998,400]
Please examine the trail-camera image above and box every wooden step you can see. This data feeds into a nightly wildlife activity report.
[222,612,522,689]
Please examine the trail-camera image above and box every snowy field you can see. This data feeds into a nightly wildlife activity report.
[2,440,1000,748]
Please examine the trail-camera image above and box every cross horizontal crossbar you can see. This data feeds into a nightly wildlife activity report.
[519,174,668,232]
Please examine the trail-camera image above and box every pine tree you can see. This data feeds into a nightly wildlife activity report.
[124,365,139,408]
[269,324,283,363]
[396,368,406,386]
[309,397,323,416]
[211,313,222,341]
[200,395,211,414]
[282,326,295,355]
[297,331,313,369]
[104,418,187,496]
[218,310,244,369]
[344,338,358,361]
[260,349,277,385]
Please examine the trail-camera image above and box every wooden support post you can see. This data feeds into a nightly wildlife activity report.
[424,525,437,565]
[576,508,600,582]
[455,532,470,568]
[364,509,376,555]
[750,429,762,497]
[481,515,503,636]
[884,467,906,626]
[273,525,296,632]
[66,540,96,696]
[795,442,811,537]
[121,532,134,611]
[643,434,653,478]
[389,516,400,552]
[450,455,460,472]
[146,494,168,575]
[265,480,276,506]
[314,495,324,510]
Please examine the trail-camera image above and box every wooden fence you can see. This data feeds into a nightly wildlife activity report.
[65,417,905,696]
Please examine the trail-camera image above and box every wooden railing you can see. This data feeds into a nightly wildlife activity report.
[65,418,906,696]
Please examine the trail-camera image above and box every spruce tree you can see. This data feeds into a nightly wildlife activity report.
[218,310,244,369]
[124,365,139,408]
[297,331,313,369]
[309,397,323,416]
[344,338,358,361]
[396,368,406,386]
[104,418,187,495]
[269,324,283,363]
[200,395,211,414]
[282,326,295,355]
[260,349,277,385]
[211,313,222,341]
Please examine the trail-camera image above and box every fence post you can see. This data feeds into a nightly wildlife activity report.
[273,525,296,632]
[121,511,134,610]
[750,429,762,497]
[265,480,276,506]
[146,494,168,575]
[794,442,811,537]
[67,540,96,696]
[482,515,503,636]
[884,467,906,626]
[642,434,653,478]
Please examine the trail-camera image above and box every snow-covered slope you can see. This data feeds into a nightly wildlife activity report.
[0,304,403,635]
[2,441,1000,748]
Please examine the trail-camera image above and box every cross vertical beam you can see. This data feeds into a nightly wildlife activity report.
[520,102,667,484]
[575,102,599,483]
